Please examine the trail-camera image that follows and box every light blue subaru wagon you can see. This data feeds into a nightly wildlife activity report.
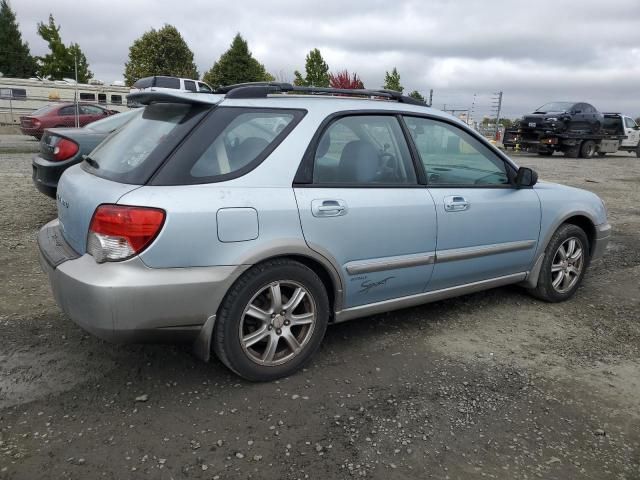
[38,83,611,380]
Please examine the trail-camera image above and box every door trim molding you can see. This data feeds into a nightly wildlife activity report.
[345,252,435,275]
[436,239,536,263]
[334,272,527,323]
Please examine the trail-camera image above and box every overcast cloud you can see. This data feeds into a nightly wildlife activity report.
[11,0,640,119]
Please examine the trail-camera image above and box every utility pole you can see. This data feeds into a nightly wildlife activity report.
[491,91,503,139]
[74,52,79,128]
[469,93,477,127]
[428,89,433,107]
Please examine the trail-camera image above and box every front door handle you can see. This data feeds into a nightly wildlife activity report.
[444,195,470,212]
[311,199,348,217]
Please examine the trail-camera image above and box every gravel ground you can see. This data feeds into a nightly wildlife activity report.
[0,144,639,480]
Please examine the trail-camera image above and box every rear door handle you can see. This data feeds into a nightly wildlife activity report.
[444,195,470,212]
[311,199,348,217]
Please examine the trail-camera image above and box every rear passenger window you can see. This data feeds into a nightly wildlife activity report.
[313,116,417,185]
[184,80,197,92]
[155,77,180,89]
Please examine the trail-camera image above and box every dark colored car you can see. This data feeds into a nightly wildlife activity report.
[520,102,604,134]
[32,109,141,198]
[20,103,118,139]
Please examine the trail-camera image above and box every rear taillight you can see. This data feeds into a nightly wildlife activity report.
[33,119,41,128]
[52,138,79,161]
[87,205,165,263]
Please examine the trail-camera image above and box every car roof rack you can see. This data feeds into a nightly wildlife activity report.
[215,82,427,106]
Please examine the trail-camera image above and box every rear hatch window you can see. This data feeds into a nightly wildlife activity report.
[81,103,209,184]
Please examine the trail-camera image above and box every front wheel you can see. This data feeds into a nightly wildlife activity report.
[213,259,330,381]
[530,224,590,302]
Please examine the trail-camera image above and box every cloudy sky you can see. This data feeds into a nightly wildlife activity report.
[11,0,640,119]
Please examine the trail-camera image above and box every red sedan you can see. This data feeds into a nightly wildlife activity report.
[20,103,117,139]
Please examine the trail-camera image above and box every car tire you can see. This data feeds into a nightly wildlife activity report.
[636,144,640,158]
[580,140,597,158]
[592,121,601,134]
[213,259,330,381]
[564,144,580,158]
[530,224,590,303]
[537,151,553,156]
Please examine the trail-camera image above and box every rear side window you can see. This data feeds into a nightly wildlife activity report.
[152,107,305,185]
[155,77,180,89]
[184,80,197,92]
[84,103,209,184]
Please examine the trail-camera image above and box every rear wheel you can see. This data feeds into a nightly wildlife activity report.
[530,224,589,302]
[580,140,597,158]
[213,259,330,381]
[636,143,640,158]
[592,121,601,134]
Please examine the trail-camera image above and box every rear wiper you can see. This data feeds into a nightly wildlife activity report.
[83,155,100,169]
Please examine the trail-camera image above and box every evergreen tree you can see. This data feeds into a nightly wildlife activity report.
[383,67,403,93]
[203,34,273,88]
[408,90,425,102]
[294,48,330,87]
[124,25,198,86]
[36,14,92,82]
[0,0,37,77]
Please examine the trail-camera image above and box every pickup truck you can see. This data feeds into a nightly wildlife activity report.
[518,113,640,158]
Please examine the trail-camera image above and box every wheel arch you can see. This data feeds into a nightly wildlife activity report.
[523,212,597,289]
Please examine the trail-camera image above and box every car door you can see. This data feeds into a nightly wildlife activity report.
[57,105,79,127]
[403,116,541,291]
[294,114,437,308]
[80,105,107,126]
[622,117,640,147]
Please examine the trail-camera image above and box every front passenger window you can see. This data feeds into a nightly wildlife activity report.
[404,117,510,186]
[313,115,417,185]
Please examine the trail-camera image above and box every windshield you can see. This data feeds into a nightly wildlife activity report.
[534,102,574,113]
[85,108,142,133]
[30,104,57,116]
[85,102,206,184]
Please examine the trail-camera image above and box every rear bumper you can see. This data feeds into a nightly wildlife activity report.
[591,223,611,261]
[38,219,247,344]
[32,154,81,198]
[20,126,43,137]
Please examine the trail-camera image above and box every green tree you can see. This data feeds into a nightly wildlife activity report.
[294,48,330,87]
[203,33,272,88]
[408,90,424,102]
[0,0,37,77]
[383,68,403,93]
[36,14,92,82]
[124,24,198,86]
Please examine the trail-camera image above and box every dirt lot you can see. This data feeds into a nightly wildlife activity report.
[0,144,639,480]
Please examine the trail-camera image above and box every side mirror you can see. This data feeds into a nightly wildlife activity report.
[515,166,538,187]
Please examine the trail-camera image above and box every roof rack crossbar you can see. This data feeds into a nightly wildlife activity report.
[217,82,427,105]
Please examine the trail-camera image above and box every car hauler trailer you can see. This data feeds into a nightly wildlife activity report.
[518,113,640,158]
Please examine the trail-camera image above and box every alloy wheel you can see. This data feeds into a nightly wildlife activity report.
[550,237,584,293]
[239,281,316,366]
